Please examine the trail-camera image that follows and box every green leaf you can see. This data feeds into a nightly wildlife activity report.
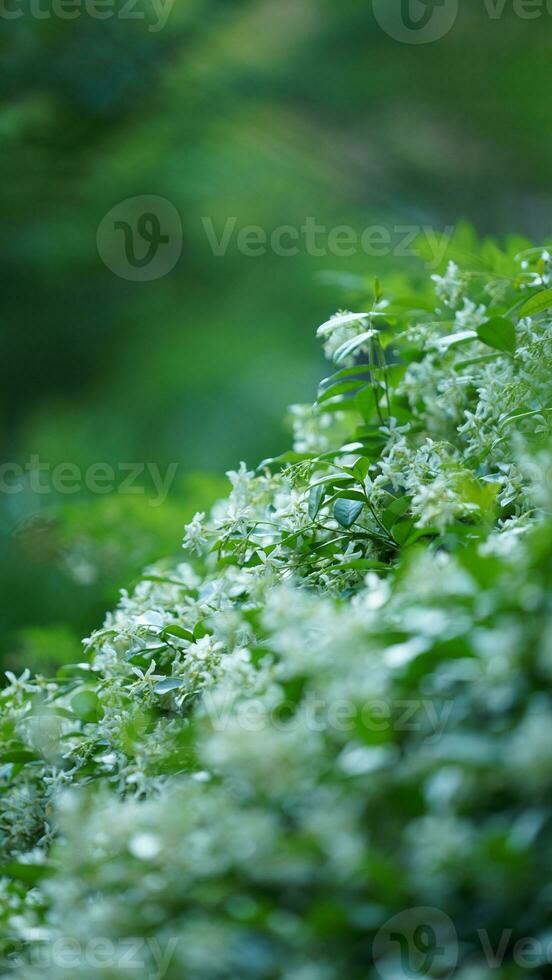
[309,475,355,490]
[193,622,210,640]
[317,380,365,404]
[332,489,365,502]
[436,330,477,350]
[334,329,378,364]
[70,690,100,722]
[56,663,95,681]
[315,397,361,415]
[517,288,552,319]
[162,624,195,643]
[355,386,375,421]
[308,484,325,520]
[317,312,372,336]
[154,678,185,695]
[337,559,387,571]
[0,748,40,764]
[333,498,364,528]
[352,456,370,480]
[1,861,52,884]
[318,366,370,390]
[477,317,516,354]
[258,451,314,470]
[391,518,416,545]
[381,495,412,531]
[453,353,498,370]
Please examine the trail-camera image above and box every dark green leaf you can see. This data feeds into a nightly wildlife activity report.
[392,519,416,545]
[381,495,412,531]
[334,498,364,528]
[308,484,325,520]
[1,861,53,884]
[0,749,40,764]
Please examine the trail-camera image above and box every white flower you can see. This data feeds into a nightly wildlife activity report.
[431,260,466,308]
[316,310,382,365]
[453,298,487,331]
[183,511,208,556]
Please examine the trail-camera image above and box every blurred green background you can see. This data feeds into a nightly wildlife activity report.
[2,0,552,671]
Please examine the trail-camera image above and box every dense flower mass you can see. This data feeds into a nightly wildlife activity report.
[2,239,552,978]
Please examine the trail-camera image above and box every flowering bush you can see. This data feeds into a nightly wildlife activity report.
[2,240,552,978]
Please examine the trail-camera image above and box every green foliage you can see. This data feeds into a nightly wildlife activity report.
[2,243,552,977]
[4,0,552,679]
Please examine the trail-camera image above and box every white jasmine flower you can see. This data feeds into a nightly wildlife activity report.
[431,260,466,308]
[183,511,208,555]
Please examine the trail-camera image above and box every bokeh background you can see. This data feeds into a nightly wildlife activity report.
[2,0,552,672]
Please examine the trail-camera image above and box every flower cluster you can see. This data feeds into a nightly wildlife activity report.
[1,242,552,978]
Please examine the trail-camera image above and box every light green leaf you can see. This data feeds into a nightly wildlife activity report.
[154,678,185,695]
[162,624,195,643]
[477,317,516,354]
[435,330,477,350]
[517,288,552,319]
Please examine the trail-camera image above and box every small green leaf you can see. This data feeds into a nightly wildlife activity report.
[154,678,185,695]
[317,380,364,404]
[352,456,370,480]
[381,495,412,531]
[162,624,194,643]
[477,317,516,354]
[258,451,314,471]
[332,489,365,502]
[436,330,477,350]
[308,484,325,520]
[337,559,387,571]
[392,518,416,546]
[70,690,100,722]
[318,366,370,390]
[333,498,364,528]
[194,621,210,640]
[517,288,552,319]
